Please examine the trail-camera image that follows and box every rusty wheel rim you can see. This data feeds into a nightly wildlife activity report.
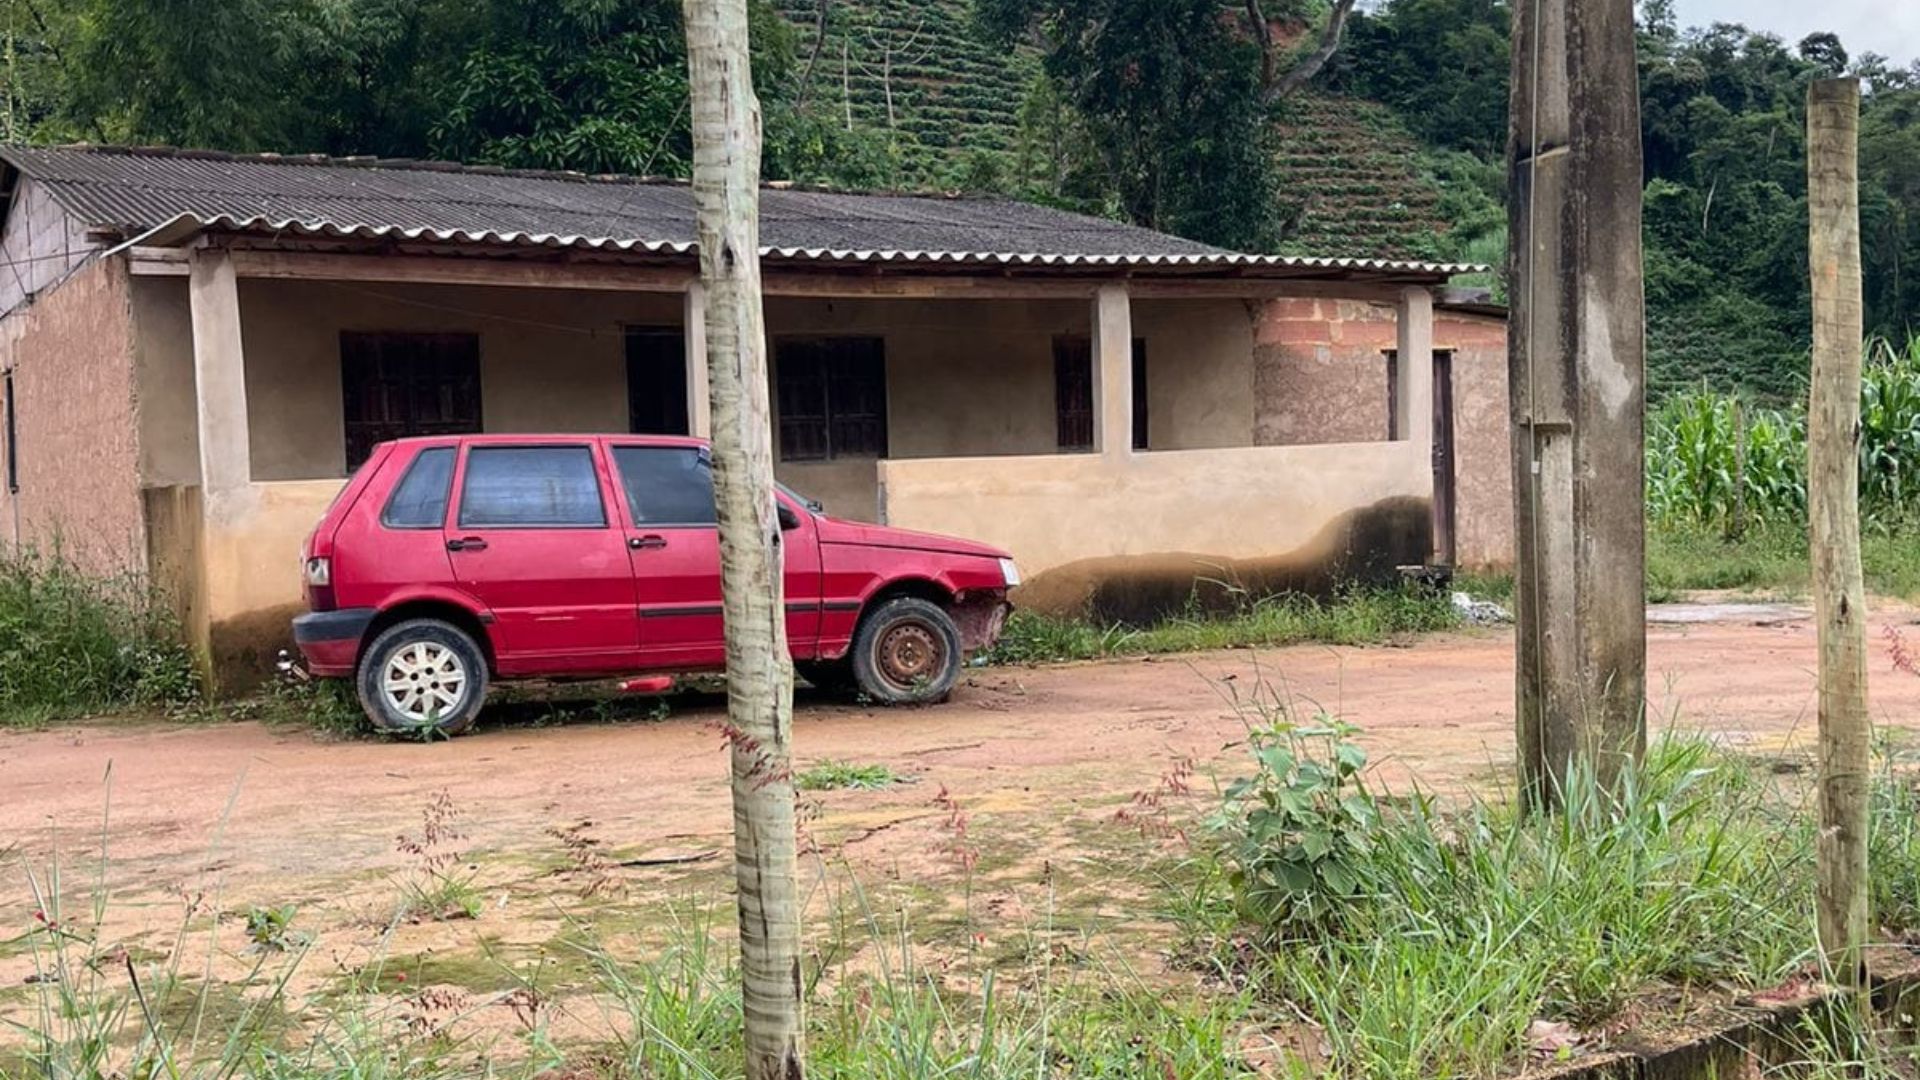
[875,621,944,690]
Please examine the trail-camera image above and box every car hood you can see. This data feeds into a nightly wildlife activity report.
[813,515,1009,559]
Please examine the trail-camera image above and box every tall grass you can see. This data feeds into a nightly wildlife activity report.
[0,548,199,725]
[1647,335,1920,533]
[987,583,1458,665]
[1195,684,1920,1079]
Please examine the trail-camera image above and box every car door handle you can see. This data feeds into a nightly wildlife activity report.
[446,537,489,552]
[630,535,668,551]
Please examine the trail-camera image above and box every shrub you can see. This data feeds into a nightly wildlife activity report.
[0,548,199,724]
[1212,708,1377,937]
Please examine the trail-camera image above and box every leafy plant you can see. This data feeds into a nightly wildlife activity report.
[0,547,200,725]
[1213,703,1377,936]
[244,904,302,952]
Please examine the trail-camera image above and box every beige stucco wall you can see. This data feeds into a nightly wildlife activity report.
[881,442,1432,620]
[131,277,200,487]
[203,284,1262,519]
[235,280,682,481]
[0,258,147,573]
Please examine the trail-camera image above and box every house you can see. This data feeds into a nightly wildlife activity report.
[0,145,1510,682]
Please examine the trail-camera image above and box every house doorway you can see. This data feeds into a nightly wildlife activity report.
[1430,350,1457,567]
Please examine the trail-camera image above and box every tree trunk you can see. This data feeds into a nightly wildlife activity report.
[682,1,807,1075]
[1806,75,1870,992]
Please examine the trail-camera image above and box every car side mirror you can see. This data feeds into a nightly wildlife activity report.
[777,504,801,531]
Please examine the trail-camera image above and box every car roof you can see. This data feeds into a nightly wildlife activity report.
[377,433,710,450]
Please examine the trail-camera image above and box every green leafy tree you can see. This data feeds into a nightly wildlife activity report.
[979,0,1282,250]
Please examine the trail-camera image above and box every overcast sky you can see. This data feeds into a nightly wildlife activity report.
[1668,0,1919,66]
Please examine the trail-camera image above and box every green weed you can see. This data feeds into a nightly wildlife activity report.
[1194,679,1920,1078]
[988,583,1457,665]
[0,547,199,725]
[795,760,900,791]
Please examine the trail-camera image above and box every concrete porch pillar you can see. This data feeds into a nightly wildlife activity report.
[1092,282,1133,460]
[183,248,251,688]
[1394,286,1435,454]
[190,249,250,497]
[684,282,712,438]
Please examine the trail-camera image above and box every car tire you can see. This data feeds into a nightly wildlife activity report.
[357,618,489,738]
[849,597,962,705]
[795,659,858,696]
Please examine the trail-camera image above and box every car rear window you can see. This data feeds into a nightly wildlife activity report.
[612,446,716,526]
[457,446,607,528]
[382,447,455,529]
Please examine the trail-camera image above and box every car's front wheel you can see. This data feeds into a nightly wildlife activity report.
[850,597,963,705]
[357,618,489,737]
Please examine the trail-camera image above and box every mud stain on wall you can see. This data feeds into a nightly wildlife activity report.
[1013,496,1432,624]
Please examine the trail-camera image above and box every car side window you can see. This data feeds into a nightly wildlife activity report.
[612,446,717,526]
[382,446,455,529]
[457,446,607,528]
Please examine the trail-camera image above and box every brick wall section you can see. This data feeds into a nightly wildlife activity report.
[0,257,146,574]
[1252,296,1514,569]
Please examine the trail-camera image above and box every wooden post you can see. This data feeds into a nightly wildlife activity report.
[683,0,807,1075]
[1807,76,1869,991]
[1507,0,1648,810]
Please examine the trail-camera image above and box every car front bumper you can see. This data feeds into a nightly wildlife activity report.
[291,608,375,676]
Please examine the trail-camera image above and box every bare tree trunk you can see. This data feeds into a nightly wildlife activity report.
[1254,0,1359,105]
[795,0,829,112]
[1807,75,1870,992]
[682,0,806,1074]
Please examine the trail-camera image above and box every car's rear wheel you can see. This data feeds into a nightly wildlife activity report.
[357,618,489,737]
[850,597,962,705]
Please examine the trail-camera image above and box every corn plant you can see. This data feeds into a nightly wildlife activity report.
[1646,334,1920,532]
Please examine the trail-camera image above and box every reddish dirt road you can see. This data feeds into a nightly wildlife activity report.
[5,604,1918,899]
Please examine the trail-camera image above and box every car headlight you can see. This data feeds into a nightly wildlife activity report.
[997,557,1021,587]
[304,556,331,587]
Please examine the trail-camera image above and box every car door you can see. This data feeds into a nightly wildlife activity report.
[606,443,823,669]
[445,441,640,674]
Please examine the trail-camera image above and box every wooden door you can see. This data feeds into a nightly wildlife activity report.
[1431,351,1457,566]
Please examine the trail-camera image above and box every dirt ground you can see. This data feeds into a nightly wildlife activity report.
[3,601,1919,1049]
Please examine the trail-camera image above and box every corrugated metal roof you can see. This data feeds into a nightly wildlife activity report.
[0,145,1483,278]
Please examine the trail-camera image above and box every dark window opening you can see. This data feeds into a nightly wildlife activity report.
[627,327,689,435]
[382,446,456,529]
[1053,337,1148,452]
[612,445,716,526]
[774,337,887,461]
[458,446,606,528]
[341,332,482,469]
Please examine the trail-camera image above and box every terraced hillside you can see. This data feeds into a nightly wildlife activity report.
[772,0,1039,183]
[1269,94,1453,258]
[772,2,1462,258]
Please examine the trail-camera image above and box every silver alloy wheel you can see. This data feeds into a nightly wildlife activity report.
[382,641,467,724]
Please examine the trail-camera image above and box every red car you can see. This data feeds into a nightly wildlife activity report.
[292,435,1016,736]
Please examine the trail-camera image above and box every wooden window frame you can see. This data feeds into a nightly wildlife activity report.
[774,336,888,462]
[340,332,482,469]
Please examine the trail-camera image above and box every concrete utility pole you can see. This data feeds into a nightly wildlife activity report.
[1806,76,1869,991]
[1506,0,1648,810]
